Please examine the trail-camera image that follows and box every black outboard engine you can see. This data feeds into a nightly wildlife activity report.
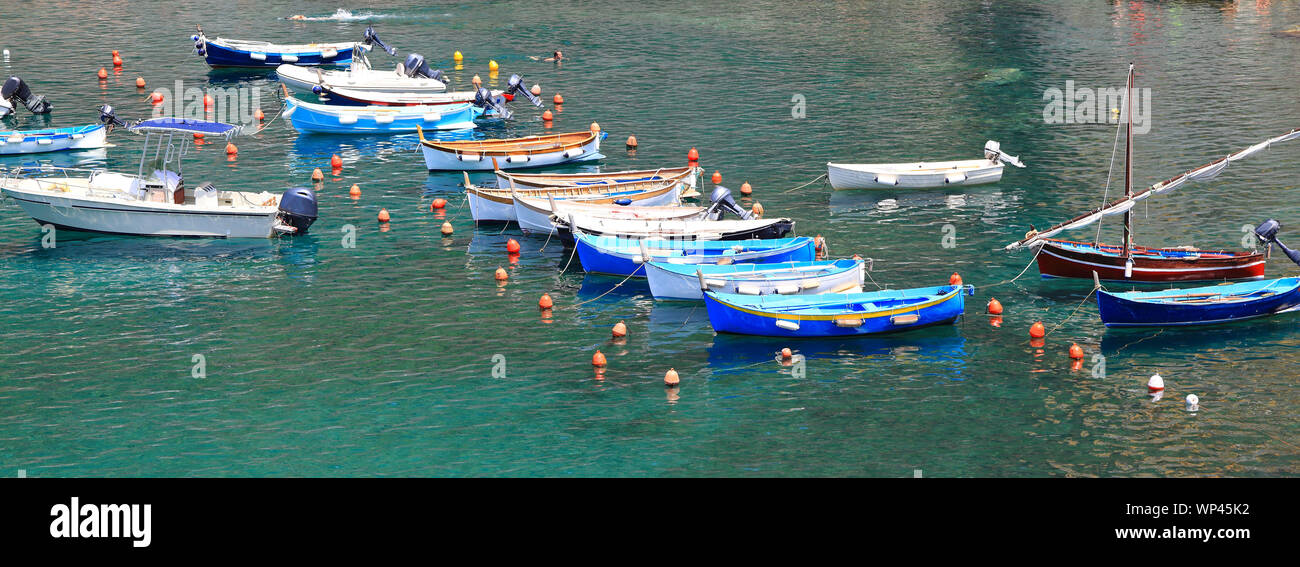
[503,74,543,107]
[401,53,447,84]
[1254,219,1300,267]
[97,104,126,128]
[277,187,319,235]
[362,26,396,56]
[705,186,752,220]
[2,77,51,114]
[473,87,513,120]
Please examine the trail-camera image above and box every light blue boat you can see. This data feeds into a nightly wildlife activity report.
[283,97,483,134]
[0,124,108,155]
[645,258,866,300]
[703,284,974,337]
[573,231,816,277]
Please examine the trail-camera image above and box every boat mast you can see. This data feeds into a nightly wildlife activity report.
[1122,63,1135,257]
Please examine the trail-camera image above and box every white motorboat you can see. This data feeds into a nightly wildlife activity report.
[0,117,317,238]
[827,140,1025,189]
[277,52,448,95]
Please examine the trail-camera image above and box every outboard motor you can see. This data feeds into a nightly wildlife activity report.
[1254,219,1300,267]
[277,187,319,235]
[2,76,51,114]
[705,186,752,220]
[503,74,543,107]
[473,87,513,120]
[401,53,447,84]
[97,104,126,128]
[362,26,396,56]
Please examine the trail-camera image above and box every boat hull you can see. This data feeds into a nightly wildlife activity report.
[558,217,794,243]
[574,235,816,277]
[647,259,865,301]
[827,159,1004,190]
[2,188,278,238]
[704,285,970,337]
[513,187,682,233]
[201,38,356,68]
[1097,278,1300,327]
[1035,239,1266,283]
[284,98,480,134]
[276,65,447,95]
[421,132,605,171]
[0,124,108,155]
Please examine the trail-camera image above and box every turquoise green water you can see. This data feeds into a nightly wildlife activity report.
[0,1,1297,476]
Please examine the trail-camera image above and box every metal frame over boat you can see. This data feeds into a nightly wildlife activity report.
[283,97,482,134]
[1005,63,1298,283]
[0,118,317,238]
[827,141,1024,190]
[646,259,867,301]
[0,123,108,155]
[703,284,974,337]
[419,127,604,171]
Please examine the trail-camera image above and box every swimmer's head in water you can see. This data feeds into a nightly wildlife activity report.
[554,51,563,60]
[290,14,306,20]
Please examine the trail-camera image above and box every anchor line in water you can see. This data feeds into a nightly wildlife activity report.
[1045,285,1099,338]
[780,173,828,194]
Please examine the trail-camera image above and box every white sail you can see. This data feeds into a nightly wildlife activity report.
[1005,126,1300,250]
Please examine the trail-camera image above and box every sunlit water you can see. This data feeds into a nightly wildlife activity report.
[0,1,1296,476]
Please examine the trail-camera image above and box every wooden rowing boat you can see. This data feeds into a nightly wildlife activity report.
[418,127,604,171]
[703,284,973,337]
[464,173,681,223]
[646,259,866,301]
[827,141,1023,189]
[496,166,700,189]
[1097,277,1300,327]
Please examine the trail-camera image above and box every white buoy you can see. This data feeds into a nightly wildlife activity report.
[1185,394,1199,412]
[1147,373,1164,393]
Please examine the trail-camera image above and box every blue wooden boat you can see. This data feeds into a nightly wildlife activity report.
[0,124,108,155]
[645,258,865,300]
[703,284,973,337]
[283,97,482,134]
[191,25,388,68]
[573,232,815,277]
[1096,277,1300,327]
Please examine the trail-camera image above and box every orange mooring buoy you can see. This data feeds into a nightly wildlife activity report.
[987,298,1003,315]
[377,208,391,223]
[472,75,482,87]
[541,110,553,121]
[664,368,680,386]
[225,142,237,155]
[150,91,163,104]
[539,293,554,309]
[440,221,454,235]
[530,84,541,96]
[1029,321,1046,338]
[626,135,637,148]
[113,56,122,67]
[255,108,265,121]
[740,181,752,196]
[553,93,563,105]
[711,171,722,184]
[506,239,521,254]
[949,272,963,286]
[687,147,699,162]
[431,198,447,209]
[349,184,361,197]
[781,347,792,360]
[494,267,508,281]
[330,154,343,169]
[751,202,764,218]
[589,122,600,133]
[311,168,324,182]
[203,94,213,107]
[612,321,627,338]
[1068,343,1084,359]
[97,67,107,79]
[135,77,145,88]
[592,350,607,367]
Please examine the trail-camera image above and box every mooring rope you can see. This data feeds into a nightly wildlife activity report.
[780,173,828,194]
[981,244,1045,290]
[1044,285,1099,338]
[568,268,641,308]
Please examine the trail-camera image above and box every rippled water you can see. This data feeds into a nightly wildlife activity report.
[0,1,1296,476]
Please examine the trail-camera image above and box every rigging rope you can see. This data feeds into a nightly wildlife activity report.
[781,173,828,194]
[1094,109,1126,244]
